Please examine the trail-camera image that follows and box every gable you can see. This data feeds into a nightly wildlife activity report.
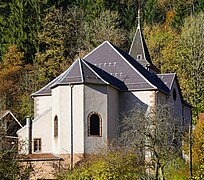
[32,41,170,97]
[84,41,169,93]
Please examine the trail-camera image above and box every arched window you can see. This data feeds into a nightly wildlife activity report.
[88,112,102,136]
[54,116,58,137]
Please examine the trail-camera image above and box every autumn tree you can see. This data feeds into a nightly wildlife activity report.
[118,104,183,179]
[83,10,126,51]
[176,12,204,122]
[0,45,24,113]
[192,120,204,179]
[34,7,83,84]
[144,24,179,73]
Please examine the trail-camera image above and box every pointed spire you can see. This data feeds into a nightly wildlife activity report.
[137,8,141,29]
[129,7,152,66]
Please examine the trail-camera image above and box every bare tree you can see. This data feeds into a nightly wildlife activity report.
[118,104,183,179]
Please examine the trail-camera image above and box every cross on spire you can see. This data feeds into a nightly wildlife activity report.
[137,8,141,29]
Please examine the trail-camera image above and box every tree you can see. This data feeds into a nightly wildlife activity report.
[118,104,183,179]
[0,0,47,63]
[34,7,83,84]
[144,24,179,73]
[83,10,126,51]
[192,120,204,179]
[0,45,24,114]
[0,126,31,179]
[176,12,204,122]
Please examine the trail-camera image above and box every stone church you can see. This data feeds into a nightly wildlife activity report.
[17,23,191,165]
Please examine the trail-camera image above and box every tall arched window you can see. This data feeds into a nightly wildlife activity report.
[88,112,102,136]
[54,116,58,137]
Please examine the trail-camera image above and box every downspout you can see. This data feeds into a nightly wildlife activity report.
[70,84,74,169]
[26,116,32,154]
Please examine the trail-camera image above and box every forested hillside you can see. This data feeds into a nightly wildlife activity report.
[0,0,203,123]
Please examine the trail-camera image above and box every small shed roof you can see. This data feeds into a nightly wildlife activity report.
[0,110,22,127]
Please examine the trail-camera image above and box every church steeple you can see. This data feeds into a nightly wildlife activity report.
[129,8,152,66]
[129,7,160,73]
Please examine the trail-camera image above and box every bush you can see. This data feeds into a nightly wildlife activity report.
[164,158,189,180]
[58,148,145,180]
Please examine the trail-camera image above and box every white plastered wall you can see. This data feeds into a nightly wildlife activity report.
[32,110,52,153]
[51,85,84,155]
[17,109,52,154]
[84,84,108,154]
[34,96,52,118]
[107,86,120,141]
[120,90,155,115]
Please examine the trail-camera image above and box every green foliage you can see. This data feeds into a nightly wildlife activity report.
[176,12,204,122]
[144,0,164,25]
[171,0,204,30]
[83,10,126,51]
[0,127,31,179]
[58,148,143,179]
[164,158,189,180]
[191,121,204,179]
[35,7,81,84]
[78,0,106,21]
[0,0,49,63]
[144,24,179,72]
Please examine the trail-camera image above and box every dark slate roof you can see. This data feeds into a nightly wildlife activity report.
[83,60,127,90]
[32,59,107,97]
[157,73,175,89]
[84,41,169,93]
[32,41,170,97]
[129,26,152,65]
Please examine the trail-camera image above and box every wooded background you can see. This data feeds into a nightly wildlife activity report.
[0,0,203,123]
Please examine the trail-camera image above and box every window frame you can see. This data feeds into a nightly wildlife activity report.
[54,115,58,137]
[88,112,102,137]
[33,138,42,152]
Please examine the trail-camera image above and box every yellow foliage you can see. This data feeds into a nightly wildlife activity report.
[192,121,204,166]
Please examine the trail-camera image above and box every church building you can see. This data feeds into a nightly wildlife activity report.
[17,22,192,167]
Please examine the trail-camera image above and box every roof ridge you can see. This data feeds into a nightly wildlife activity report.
[158,73,176,75]
[52,59,80,85]
[83,41,109,59]
[107,42,159,90]
[81,59,109,85]
[79,58,84,83]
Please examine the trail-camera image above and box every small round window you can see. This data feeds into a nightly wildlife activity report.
[173,89,177,101]
[137,54,142,60]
